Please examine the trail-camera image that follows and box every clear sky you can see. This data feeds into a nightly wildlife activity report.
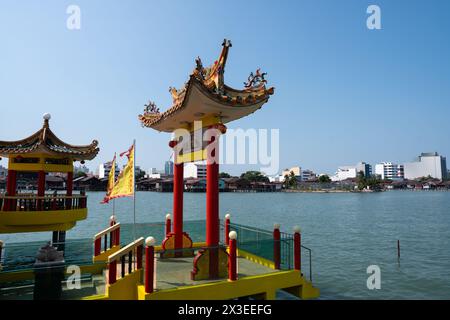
[1,0,449,175]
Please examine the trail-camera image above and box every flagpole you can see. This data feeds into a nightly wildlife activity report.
[133,139,136,241]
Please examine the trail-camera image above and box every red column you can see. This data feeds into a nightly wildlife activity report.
[145,238,155,294]
[66,171,73,209]
[225,214,231,245]
[206,161,219,278]
[294,227,301,271]
[37,171,46,210]
[228,231,237,281]
[173,163,184,251]
[165,214,172,236]
[273,224,281,270]
[5,169,17,211]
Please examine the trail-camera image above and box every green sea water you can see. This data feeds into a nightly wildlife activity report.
[2,191,450,299]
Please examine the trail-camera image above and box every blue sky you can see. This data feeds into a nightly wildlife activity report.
[1,0,449,175]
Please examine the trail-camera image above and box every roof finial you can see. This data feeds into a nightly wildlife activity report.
[43,113,51,127]
[222,39,232,48]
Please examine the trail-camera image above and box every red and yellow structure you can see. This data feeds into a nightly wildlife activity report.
[139,39,274,280]
[0,114,99,235]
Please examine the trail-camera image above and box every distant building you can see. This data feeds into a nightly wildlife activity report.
[331,166,357,182]
[281,167,301,178]
[355,162,372,178]
[98,161,120,179]
[375,162,404,180]
[184,162,207,179]
[74,165,90,175]
[331,162,372,181]
[301,169,316,181]
[404,152,447,180]
[165,161,174,176]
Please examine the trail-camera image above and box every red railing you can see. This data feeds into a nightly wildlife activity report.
[0,193,87,212]
[107,237,144,285]
[93,223,121,257]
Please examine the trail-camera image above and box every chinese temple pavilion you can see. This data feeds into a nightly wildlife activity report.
[139,39,274,280]
[0,114,99,236]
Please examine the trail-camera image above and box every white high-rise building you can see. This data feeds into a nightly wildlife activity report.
[331,162,372,181]
[331,166,357,181]
[375,162,404,180]
[184,162,207,179]
[404,152,447,180]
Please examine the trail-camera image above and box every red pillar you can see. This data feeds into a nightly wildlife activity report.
[37,170,46,210]
[173,163,184,252]
[145,238,155,294]
[206,161,219,278]
[294,227,301,271]
[5,169,17,211]
[225,214,231,245]
[228,232,237,281]
[66,171,73,209]
[273,224,281,270]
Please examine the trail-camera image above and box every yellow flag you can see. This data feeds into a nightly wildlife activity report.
[101,154,117,204]
[104,145,135,202]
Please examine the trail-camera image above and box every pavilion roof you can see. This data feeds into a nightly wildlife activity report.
[139,39,275,132]
[0,115,99,160]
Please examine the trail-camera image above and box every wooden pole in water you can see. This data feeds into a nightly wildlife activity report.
[397,240,400,259]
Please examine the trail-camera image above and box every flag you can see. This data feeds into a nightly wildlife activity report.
[102,144,135,203]
[101,154,117,204]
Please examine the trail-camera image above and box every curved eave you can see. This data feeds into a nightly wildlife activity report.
[0,126,99,160]
[140,77,274,133]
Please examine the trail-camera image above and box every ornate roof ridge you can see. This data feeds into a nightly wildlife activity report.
[139,39,275,129]
[0,114,99,159]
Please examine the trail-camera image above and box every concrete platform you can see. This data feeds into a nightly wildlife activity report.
[156,256,277,290]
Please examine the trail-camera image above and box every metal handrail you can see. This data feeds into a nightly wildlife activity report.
[220,220,314,282]
[301,244,313,282]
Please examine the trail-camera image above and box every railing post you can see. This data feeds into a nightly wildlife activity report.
[145,237,156,294]
[273,223,281,270]
[94,237,101,256]
[109,215,116,248]
[225,213,231,245]
[294,226,301,271]
[109,260,117,284]
[137,245,143,269]
[228,231,237,281]
[165,213,171,236]
[115,225,120,246]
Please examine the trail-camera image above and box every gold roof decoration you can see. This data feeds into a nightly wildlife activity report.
[0,114,99,160]
[139,39,275,132]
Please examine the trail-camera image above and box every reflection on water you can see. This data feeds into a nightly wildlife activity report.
[2,191,450,299]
